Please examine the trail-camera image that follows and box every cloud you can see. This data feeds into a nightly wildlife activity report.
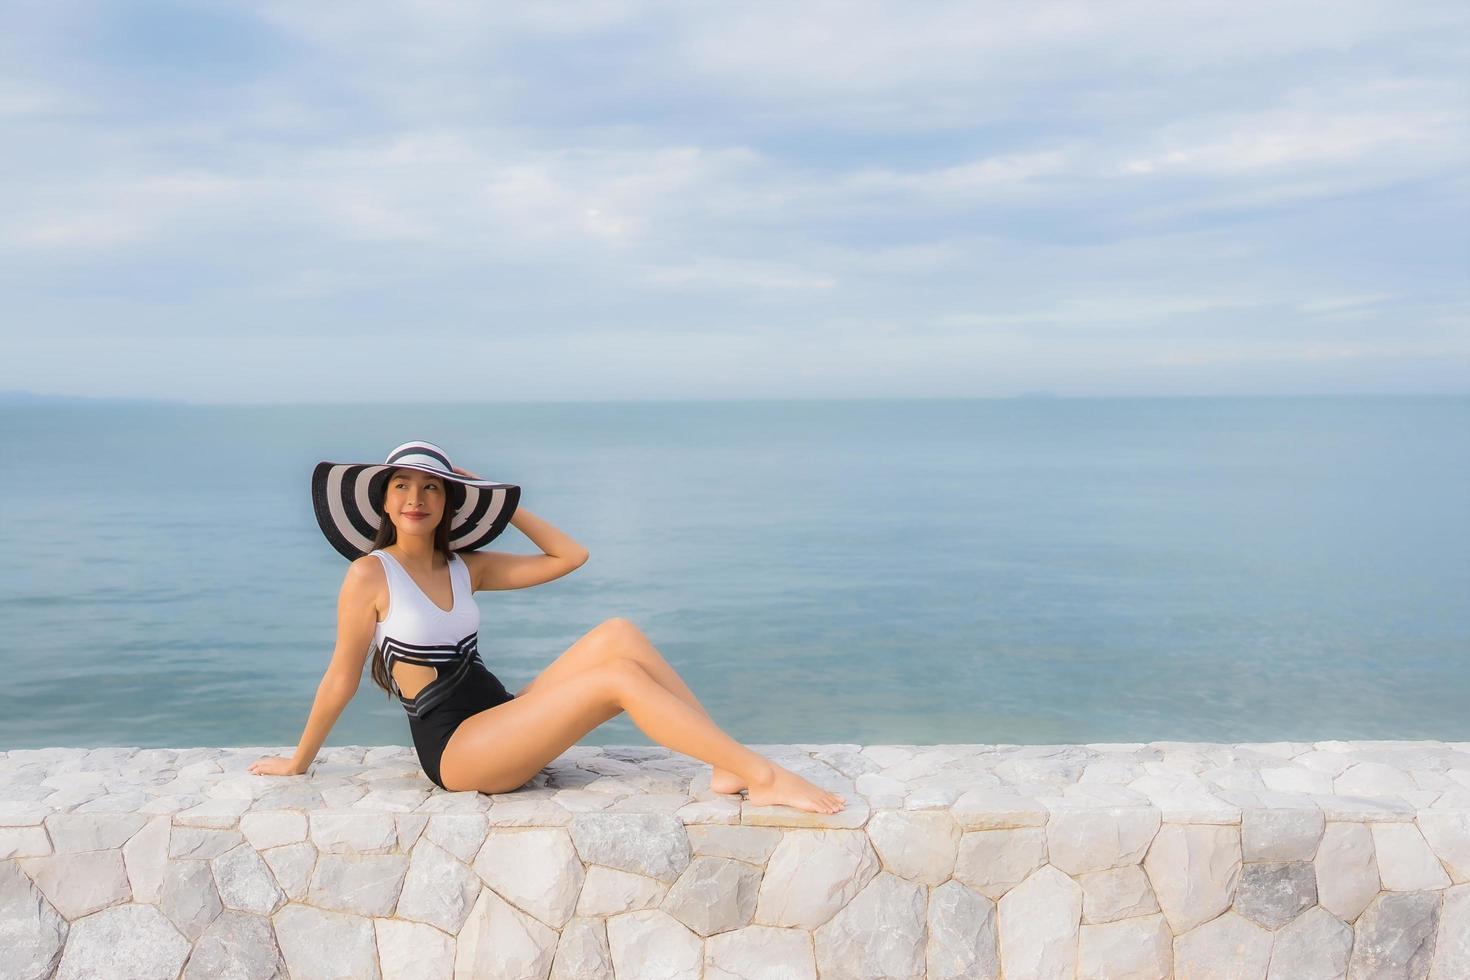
[0,0,1465,399]
[640,257,837,290]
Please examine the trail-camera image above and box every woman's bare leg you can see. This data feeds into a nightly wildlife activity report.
[601,659,846,813]
[598,620,750,793]
[517,618,751,793]
[442,657,845,813]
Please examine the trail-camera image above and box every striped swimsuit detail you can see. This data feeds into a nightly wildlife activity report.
[370,549,482,719]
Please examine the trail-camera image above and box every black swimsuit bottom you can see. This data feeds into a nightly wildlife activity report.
[407,661,516,791]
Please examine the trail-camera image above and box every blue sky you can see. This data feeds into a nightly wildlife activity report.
[3,0,1467,403]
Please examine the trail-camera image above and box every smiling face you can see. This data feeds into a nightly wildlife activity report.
[383,467,448,541]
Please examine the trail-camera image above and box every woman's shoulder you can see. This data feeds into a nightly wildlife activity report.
[346,551,390,585]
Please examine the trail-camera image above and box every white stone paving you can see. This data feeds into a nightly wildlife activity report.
[0,739,1465,978]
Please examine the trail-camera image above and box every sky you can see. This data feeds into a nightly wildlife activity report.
[2,0,1467,403]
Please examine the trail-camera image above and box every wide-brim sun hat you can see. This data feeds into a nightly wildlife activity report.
[311,440,521,561]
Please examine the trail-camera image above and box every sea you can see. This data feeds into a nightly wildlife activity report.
[1,395,1466,752]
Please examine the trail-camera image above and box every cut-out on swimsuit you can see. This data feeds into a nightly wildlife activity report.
[370,549,516,790]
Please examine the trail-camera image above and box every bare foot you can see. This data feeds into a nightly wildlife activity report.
[745,764,847,814]
[710,767,746,795]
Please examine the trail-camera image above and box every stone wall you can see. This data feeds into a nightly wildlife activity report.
[2,740,1467,979]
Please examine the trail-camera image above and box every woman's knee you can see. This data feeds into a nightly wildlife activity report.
[596,616,644,644]
[588,617,646,660]
[595,656,652,702]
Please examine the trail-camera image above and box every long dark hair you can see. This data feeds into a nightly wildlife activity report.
[366,468,467,697]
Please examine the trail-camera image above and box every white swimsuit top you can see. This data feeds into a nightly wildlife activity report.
[370,549,482,719]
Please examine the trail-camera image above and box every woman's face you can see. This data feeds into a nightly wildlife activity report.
[383,468,445,539]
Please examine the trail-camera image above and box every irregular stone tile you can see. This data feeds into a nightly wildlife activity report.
[662,855,762,937]
[1242,806,1325,862]
[1203,765,1266,792]
[55,903,191,980]
[1173,910,1271,979]
[550,788,619,813]
[0,826,51,858]
[688,824,783,864]
[997,864,1082,980]
[1371,822,1453,890]
[1061,782,1152,806]
[1077,911,1172,980]
[0,801,54,826]
[319,784,367,806]
[1316,794,1417,822]
[1430,789,1470,810]
[1142,823,1243,934]
[273,903,381,980]
[159,857,224,940]
[551,915,614,980]
[907,774,983,809]
[414,791,493,814]
[43,811,147,852]
[474,827,584,928]
[1430,882,1470,979]
[925,879,999,980]
[1128,776,1242,824]
[393,812,429,852]
[175,798,251,828]
[1262,766,1337,796]
[1268,905,1354,980]
[260,840,315,901]
[423,813,488,862]
[238,810,307,850]
[0,859,67,980]
[1316,821,1383,921]
[1337,763,1422,798]
[486,798,574,826]
[1234,861,1317,929]
[604,907,703,979]
[950,788,1049,830]
[307,852,410,916]
[953,827,1047,900]
[569,811,691,883]
[706,924,816,980]
[121,814,170,902]
[309,810,398,853]
[140,794,205,815]
[865,809,960,884]
[456,886,560,978]
[755,829,879,930]
[213,842,287,915]
[18,850,131,919]
[251,784,326,810]
[1080,759,1149,784]
[1048,805,1161,875]
[395,836,480,934]
[182,909,287,980]
[576,865,669,916]
[606,792,695,814]
[1078,865,1161,923]
[169,825,245,859]
[813,871,927,979]
[1348,890,1441,979]
[374,917,454,980]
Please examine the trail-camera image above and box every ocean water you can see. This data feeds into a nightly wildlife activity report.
[1,396,1466,752]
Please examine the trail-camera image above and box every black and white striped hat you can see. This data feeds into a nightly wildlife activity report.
[311,440,521,561]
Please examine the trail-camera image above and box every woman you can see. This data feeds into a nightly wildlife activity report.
[249,441,846,814]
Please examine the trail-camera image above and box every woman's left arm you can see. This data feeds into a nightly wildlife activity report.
[452,466,589,564]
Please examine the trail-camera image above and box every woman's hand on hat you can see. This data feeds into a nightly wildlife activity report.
[248,755,307,777]
[450,465,481,480]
